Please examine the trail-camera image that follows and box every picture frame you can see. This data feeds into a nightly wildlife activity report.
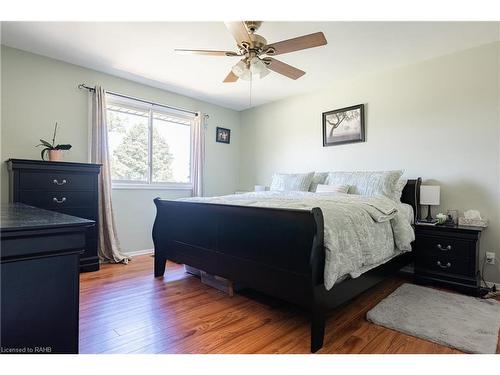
[322,104,365,147]
[216,127,231,144]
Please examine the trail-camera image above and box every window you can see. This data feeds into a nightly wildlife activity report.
[106,95,194,189]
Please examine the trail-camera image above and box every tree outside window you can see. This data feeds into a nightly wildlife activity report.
[106,101,191,186]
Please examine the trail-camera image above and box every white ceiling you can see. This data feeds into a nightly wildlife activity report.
[1,22,499,111]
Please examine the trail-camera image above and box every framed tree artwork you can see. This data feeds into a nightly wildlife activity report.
[322,104,365,147]
[216,127,231,144]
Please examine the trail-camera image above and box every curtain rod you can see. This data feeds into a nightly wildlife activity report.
[78,83,203,117]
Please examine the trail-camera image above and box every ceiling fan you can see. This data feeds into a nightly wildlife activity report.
[175,21,327,82]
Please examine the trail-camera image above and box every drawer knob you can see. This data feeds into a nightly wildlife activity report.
[436,260,451,269]
[53,179,67,185]
[436,244,452,251]
[52,197,67,204]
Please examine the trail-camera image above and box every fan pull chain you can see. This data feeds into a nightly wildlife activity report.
[249,74,252,108]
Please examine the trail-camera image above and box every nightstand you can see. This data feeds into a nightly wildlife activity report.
[413,224,484,295]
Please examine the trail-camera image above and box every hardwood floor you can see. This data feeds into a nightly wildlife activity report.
[79,255,498,354]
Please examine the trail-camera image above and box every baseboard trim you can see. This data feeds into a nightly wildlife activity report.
[485,281,500,290]
[125,248,154,257]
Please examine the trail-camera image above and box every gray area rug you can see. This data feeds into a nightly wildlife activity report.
[366,283,500,353]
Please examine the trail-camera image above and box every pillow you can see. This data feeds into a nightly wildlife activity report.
[270,172,314,192]
[315,184,349,194]
[309,172,328,192]
[392,178,408,201]
[325,170,403,198]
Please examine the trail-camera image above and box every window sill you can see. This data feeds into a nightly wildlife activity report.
[112,183,193,191]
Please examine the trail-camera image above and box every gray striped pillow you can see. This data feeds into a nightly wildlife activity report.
[309,172,328,192]
[326,170,403,198]
[270,172,314,192]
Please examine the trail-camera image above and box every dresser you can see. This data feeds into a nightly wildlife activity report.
[8,159,101,272]
[1,203,93,353]
[413,224,483,295]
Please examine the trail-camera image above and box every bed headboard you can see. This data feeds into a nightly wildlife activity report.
[401,178,422,222]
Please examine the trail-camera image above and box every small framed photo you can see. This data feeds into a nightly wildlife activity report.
[216,127,231,144]
[322,104,365,147]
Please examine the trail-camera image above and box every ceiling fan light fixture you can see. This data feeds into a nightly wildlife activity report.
[240,70,252,81]
[250,57,269,79]
[176,22,327,83]
[231,60,252,81]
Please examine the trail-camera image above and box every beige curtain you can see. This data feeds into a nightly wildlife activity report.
[90,86,130,264]
[191,112,206,197]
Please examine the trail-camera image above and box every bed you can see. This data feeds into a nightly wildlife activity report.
[152,176,421,352]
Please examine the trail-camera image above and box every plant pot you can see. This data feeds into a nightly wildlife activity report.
[49,150,63,161]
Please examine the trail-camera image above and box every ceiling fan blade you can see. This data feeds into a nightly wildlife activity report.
[224,22,250,46]
[265,32,327,56]
[264,58,305,80]
[175,49,240,57]
[223,71,239,83]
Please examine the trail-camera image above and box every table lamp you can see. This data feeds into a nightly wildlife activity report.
[420,185,440,222]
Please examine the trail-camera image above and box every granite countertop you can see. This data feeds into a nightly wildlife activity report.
[1,203,95,232]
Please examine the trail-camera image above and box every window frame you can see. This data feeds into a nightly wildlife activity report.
[106,94,194,191]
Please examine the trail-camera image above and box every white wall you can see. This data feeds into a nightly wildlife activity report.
[239,42,500,282]
[1,46,241,253]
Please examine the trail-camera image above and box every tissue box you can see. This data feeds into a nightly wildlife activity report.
[458,217,488,227]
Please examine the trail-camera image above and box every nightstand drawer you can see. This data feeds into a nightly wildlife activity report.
[414,235,474,259]
[415,252,474,278]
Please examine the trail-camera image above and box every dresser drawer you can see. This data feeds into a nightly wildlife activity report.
[19,171,95,191]
[19,190,95,209]
[9,159,101,273]
[414,234,474,259]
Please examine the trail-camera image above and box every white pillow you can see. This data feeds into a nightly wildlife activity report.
[315,184,349,194]
[326,170,403,199]
[270,172,314,192]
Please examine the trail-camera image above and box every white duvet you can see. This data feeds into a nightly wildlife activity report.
[180,191,415,290]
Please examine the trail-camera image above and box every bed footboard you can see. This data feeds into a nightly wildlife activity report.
[152,198,325,308]
[151,177,420,352]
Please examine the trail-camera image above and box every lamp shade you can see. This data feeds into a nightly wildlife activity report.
[420,185,440,205]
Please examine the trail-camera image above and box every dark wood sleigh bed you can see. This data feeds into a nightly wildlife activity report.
[152,178,421,353]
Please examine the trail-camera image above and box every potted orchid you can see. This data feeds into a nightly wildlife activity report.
[36,123,72,161]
